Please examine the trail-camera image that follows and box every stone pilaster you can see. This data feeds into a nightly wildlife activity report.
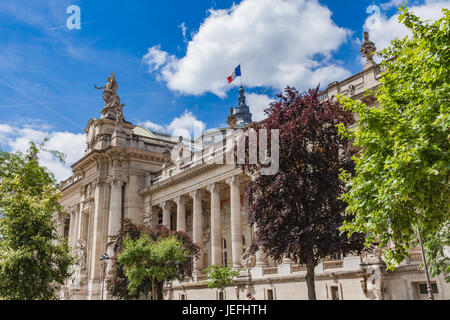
[226,175,243,269]
[88,178,106,283]
[207,183,222,266]
[106,174,127,258]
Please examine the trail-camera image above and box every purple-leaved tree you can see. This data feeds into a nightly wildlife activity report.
[244,87,367,300]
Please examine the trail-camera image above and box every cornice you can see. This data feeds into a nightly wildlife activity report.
[140,163,221,195]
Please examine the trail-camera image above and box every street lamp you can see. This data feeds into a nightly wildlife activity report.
[99,253,109,300]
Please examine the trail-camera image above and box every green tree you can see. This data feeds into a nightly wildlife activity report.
[338,6,449,292]
[118,235,189,299]
[107,219,199,300]
[0,142,75,300]
[203,265,239,300]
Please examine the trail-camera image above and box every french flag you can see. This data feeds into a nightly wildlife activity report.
[227,65,241,84]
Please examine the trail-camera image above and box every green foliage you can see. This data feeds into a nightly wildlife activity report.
[337,7,449,279]
[107,221,199,300]
[0,142,75,299]
[203,265,239,293]
[118,233,190,297]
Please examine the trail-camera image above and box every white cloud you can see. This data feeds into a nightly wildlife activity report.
[142,0,351,97]
[246,93,276,122]
[142,45,170,72]
[365,0,449,56]
[0,123,85,182]
[139,110,206,140]
[179,22,188,43]
[380,0,405,11]
[139,120,165,132]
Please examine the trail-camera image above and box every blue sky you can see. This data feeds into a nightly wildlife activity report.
[0,0,448,181]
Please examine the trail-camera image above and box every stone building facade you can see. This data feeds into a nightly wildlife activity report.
[57,35,450,300]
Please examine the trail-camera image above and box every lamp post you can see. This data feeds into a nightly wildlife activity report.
[100,253,109,300]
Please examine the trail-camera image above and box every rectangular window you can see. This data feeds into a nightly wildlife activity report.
[64,218,70,239]
[222,252,228,267]
[330,286,340,300]
[418,283,438,294]
[267,289,274,300]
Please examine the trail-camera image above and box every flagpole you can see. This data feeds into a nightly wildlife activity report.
[238,57,243,87]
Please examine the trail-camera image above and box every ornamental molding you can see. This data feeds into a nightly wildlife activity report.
[143,163,222,194]
[107,173,128,185]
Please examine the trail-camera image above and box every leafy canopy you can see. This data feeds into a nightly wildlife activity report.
[203,265,239,292]
[107,219,199,299]
[118,235,189,296]
[0,142,74,300]
[338,7,449,280]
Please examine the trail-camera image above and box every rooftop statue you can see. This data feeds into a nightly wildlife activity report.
[95,72,125,122]
[360,31,377,63]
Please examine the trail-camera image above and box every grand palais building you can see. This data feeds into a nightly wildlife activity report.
[57,34,450,300]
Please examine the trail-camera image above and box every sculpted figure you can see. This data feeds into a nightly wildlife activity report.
[95,72,125,121]
[240,247,255,270]
[360,31,377,63]
[95,72,118,106]
[76,239,87,270]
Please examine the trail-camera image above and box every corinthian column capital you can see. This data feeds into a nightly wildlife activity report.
[158,201,174,211]
[226,175,241,187]
[207,183,217,194]
[174,195,188,206]
[189,189,206,200]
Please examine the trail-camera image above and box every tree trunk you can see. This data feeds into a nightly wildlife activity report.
[305,254,316,300]
[156,281,164,300]
[151,280,155,300]
[417,224,434,300]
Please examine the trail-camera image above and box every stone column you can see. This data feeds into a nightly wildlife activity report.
[190,190,204,274]
[207,183,222,266]
[227,176,243,269]
[254,225,268,267]
[159,201,173,229]
[174,195,187,232]
[107,175,126,257]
